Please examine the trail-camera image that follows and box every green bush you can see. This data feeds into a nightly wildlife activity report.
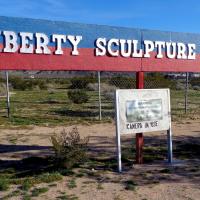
[9,77,47,90]
[68,89,89,104]
[10,77,33,90]
[37,80,47,90]
[51,127,89,169]
[70,77,96,89]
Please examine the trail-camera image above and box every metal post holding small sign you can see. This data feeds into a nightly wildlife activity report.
[115,89,173,173]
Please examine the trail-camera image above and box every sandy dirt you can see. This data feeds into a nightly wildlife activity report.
[0,120,200,200]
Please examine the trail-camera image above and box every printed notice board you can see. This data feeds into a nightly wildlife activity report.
[116,89,171,134]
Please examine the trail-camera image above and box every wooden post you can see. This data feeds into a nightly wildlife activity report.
[136,72,144,164]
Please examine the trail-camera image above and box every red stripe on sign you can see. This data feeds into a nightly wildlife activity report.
[142,52,200,72]
[0,45,200,72]
[0,45,141,72]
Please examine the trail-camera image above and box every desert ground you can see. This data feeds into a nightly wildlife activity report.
[0,120,200,200]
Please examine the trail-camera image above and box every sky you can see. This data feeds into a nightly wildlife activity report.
[0,0,200,33]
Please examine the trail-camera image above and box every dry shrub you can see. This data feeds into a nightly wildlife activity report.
[88,83,117,102]
[67,89,89,104]
[88,83,117,93]
[69,77,96,89]
[51,127,89,169]
[0,83,6,96]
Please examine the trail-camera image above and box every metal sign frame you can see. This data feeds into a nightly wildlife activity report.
[115,89,173,173]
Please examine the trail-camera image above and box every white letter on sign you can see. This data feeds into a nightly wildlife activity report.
[144,40,154,58]
[107,38,119,57]
[187,44,196,59]
[120,39,132,57]
[155,41,165,58]
[166,42,176,59]
[52,34,66,55]
[132,40,142,58]
[95,38,106,56]
[3,31,18,53]
[177,43,187,59]
[20,32,33,54]
[67,35,82,56]
[35,33,51,54]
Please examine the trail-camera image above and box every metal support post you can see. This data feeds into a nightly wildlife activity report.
[115,91,122,173]
[185,72,189,114]
[5,71,10,118]
[167,128,173,163]
[98,71,102,120]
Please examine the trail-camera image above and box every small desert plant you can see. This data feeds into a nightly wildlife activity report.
[124,180,137,191]
[51,127,89,169]
[67,178,77,189]
[31,187,49,197]
[21,179,33,191]
[67,90,89,104]
[0,177,9,191]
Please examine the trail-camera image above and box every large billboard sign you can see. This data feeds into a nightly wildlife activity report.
[0,16,200,72]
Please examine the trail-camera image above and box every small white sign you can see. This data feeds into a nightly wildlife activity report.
[116,89,171,134]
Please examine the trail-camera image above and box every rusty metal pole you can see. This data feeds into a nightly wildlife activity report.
[136,71,144,164]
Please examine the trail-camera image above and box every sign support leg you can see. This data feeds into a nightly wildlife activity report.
[167,128,173,163]
[115,91,122,173]
[116,124,122,173]
[136,72,144,164]
[136,133,144,164]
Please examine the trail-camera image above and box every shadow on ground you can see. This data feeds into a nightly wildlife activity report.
[0,134,200,187]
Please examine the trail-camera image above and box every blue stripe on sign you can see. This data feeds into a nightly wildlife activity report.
[0,16,141,48]
[0,16,200,52]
